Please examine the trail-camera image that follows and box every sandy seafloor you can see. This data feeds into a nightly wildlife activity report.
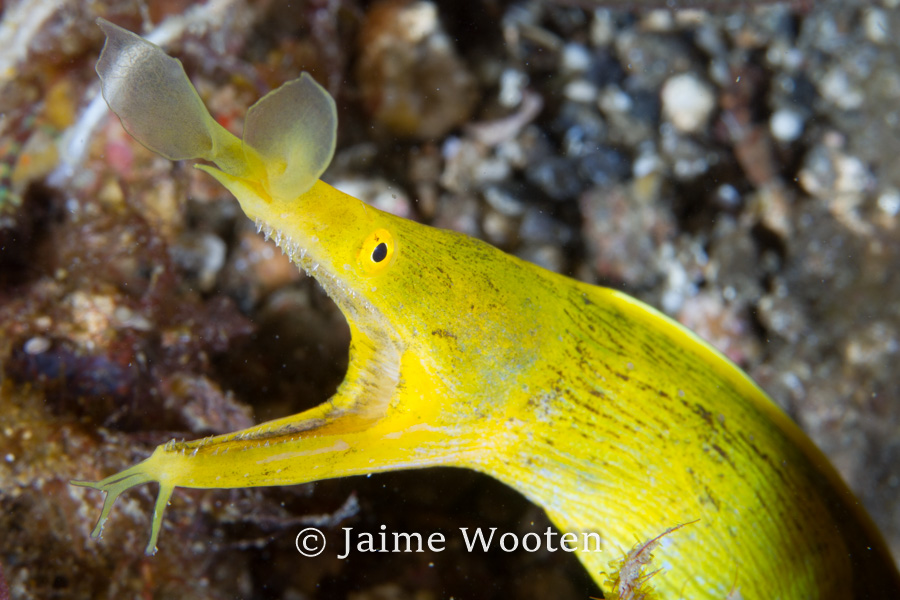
[0,0,899,597]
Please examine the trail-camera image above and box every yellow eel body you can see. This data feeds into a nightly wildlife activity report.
[73,19,900,599]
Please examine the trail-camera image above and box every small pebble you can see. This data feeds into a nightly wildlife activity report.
[483,185,526,217]
[661,73,716,134]
[499,69,528,108]
[598,85,632,114]
[770,108,804,142]
[877,189,900,217]
[715,183,742,209]
[23,337,51,355]
[660,261,694,314]
[482,211,514,246]
[563,80,599,103]
[173,232,228,293]
[819,67,864,111]
[561,43,592,73]
[845,322,899,367]
[864,8,889,44]
[590,9,614,46]
[833,155,870,198]
[643,10,675,32]
[632,150,663,179]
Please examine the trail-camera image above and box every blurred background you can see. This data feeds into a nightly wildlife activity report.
[1,0,898,597]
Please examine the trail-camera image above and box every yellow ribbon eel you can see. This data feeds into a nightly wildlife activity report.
[73,19,900,599]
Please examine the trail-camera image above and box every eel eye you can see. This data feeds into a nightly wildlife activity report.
[372,242,388,263]
[358,228,396,275]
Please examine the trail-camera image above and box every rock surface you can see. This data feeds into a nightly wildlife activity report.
[1,0,898,598]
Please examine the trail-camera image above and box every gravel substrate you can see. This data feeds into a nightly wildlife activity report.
[0,0,898,597]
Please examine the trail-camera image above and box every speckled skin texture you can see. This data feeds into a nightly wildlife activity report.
[1,0,899,598]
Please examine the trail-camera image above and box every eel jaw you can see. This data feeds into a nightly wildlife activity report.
[253,218,406,421]
[197,164,409,421]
